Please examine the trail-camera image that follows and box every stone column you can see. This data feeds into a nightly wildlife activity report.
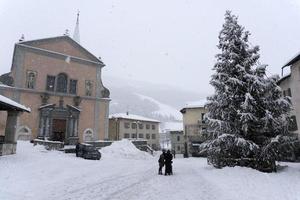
[45,117,50,138]
[69,118,74,137]
[4,111,20,143]
[104,100,109,140]
[94,101,100,141]
[38,117,44,137]
[74,119,78,137]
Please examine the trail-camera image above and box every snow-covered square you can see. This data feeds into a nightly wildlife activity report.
[0,141,300,200]
[2,1,300,200]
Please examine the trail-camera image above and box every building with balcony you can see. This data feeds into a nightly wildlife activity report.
[278,53,300,138]
[180,100,208,150]
[108,113,160,150]
[169,130,185,154]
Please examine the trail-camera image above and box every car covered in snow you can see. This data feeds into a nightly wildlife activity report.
[75,143,101,160]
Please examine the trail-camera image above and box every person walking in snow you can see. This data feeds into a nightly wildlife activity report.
[158,149,166,175]
[164,150,173,175]
[172,149,176,159]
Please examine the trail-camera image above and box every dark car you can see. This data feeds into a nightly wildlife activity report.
[76,143,101,160]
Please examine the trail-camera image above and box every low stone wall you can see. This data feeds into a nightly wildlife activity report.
[33,139,64,150]
[65,137,79,145]
[86,141,113,149]
[0,143,17,156]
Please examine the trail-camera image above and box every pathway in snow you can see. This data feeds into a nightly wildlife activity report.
[1,141,300,200]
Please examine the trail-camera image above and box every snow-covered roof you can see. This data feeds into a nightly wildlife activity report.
[39,104,55,109]
[67,104,81,112]
[283,50,300,67]
[184,99,206,108]
[180,99,207,114]
[277,73,291,85]
[0,94,31,112]
[0,83,13,88]
[109,113,160,123]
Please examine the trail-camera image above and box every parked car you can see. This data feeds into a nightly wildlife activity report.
[76,143,101,160]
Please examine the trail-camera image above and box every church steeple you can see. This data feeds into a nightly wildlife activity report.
[73,11,80,44]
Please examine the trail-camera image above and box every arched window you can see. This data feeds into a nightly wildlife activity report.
[56,73,68,93]
[17,126,32,140]
[83,128,94,142]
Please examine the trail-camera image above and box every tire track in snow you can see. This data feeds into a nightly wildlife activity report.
[47,162,156,200]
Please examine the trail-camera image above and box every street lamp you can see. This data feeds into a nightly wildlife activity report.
[184,126,189,158]
[135,120,140,140]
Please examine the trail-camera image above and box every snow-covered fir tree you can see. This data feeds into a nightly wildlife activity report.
[206,10,260,138]
[241,65,291,143]
[206,11,291,143]
[205,11,292,171]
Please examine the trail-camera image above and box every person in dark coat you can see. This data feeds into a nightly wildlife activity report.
[164,150,173,175]
[172,149,176,159]
[158,149,166,175]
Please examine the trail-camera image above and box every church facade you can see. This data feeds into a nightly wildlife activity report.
[0,35,110,144]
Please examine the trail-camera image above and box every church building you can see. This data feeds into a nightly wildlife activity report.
[0,14,110,144]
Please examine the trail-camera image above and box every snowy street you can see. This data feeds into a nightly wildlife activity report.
[1,141,300,200]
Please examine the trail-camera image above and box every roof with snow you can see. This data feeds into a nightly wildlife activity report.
[0,94,31,112]
[283,50,300,67]
[180,99,207,113]
[109,113,160,123]
[277,73,291,85]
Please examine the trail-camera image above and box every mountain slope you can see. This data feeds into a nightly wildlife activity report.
[105,75,207,122]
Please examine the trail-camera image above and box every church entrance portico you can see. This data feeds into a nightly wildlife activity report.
[52,119,66,142]
[38,103,80,145]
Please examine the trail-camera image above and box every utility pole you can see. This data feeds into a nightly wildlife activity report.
[184,126,189,158]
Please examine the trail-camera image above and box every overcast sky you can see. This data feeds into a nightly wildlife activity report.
[1,0,300,95]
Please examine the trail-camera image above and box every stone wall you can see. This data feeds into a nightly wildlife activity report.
[0,143,17,156]
[33,139,64,150]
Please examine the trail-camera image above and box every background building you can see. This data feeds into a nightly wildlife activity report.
[180,100,208,154]
[278,54,300,138]
[109,113,160,150]
[0,94,30,156]
[168,130,185,154]
[0,35,110,144]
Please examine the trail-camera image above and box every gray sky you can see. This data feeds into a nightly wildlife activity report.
[1,0,300,95]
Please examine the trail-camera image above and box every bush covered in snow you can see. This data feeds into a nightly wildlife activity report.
[207,135,258,167]
[206,134,277,172]
[260,135,300,162]
[195,140,212,157]
[208,134,259,158]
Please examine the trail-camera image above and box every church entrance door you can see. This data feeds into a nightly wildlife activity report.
[52,119,66,142]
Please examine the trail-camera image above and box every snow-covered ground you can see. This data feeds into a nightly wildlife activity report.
[1,141,300,200]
